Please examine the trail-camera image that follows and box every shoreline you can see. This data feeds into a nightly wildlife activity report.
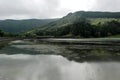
[0,37,120,62]
[25,38,120,62]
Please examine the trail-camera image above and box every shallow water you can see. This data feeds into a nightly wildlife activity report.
[0,40,120,80]
[0,54,120,80]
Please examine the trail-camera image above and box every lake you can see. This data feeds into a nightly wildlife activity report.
[0,39,120,80]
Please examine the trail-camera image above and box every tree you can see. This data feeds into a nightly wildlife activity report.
[0,30,4,37]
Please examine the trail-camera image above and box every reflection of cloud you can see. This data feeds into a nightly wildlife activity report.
[0,55,120,80]
[0,55,66,80]
[30,55,62,80]
[0,54,32,59]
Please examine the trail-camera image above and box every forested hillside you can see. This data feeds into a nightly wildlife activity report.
[25,11,120,38]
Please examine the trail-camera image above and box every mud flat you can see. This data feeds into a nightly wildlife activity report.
[38,38,120,45]
[0,38,120,62]
[0,37,15,49]
[23,38,120,62]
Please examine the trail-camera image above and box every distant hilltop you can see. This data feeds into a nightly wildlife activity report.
[25,11,120,38]
[64,11,120,19]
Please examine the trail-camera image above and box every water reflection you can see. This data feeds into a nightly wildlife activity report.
[0,40,120,80]
[0,54,120,80]
[0,40,120,62]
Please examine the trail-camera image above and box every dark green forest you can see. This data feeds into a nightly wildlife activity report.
[24,11,120,38]
[0,29,16,37]
[27,20,120,38]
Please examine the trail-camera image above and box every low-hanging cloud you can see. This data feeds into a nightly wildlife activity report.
[0,0,120,19]
[0,0,68,19]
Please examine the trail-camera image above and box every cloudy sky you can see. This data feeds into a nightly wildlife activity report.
[0,0,120,20]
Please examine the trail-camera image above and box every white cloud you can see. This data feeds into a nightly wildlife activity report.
[0,0,120,19]
[60,0,96,12]
[91,0,120,12]
[0,0,62,19]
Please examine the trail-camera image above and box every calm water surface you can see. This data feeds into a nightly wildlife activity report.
[0,40,120,80]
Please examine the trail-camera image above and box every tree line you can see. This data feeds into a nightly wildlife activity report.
[33,20,120,38]
[0,30,17,37]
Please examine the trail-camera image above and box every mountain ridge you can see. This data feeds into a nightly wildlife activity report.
[25,11,120,37]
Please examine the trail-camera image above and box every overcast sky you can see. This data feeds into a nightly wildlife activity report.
[0,0,120,20]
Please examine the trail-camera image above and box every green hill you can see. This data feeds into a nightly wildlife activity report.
[89,18,120,25]
[26,11,120,38]
[0,19,57,34]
